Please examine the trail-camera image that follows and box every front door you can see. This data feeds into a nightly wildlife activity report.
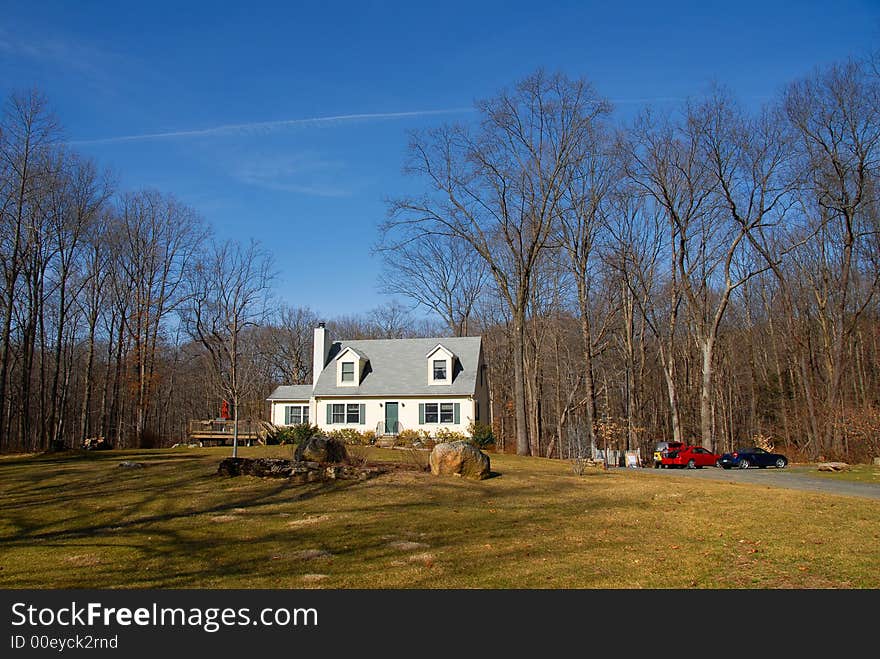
[384,402,399,435]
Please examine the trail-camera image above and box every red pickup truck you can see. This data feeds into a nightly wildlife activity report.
[660,445,721,469]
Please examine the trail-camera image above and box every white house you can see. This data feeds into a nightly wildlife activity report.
[267,323,490,437]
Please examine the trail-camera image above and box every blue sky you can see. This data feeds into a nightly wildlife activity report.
[2,1,878,318]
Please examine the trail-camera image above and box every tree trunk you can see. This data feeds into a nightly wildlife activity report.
[232,395,239,458]
[579,299,597,453]
[79,310,98,442]
[513,310,530,456]
[658,342,683,444]
[699,339,715,448]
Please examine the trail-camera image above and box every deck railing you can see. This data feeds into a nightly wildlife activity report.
[187,419,263,444]
[376,420,402,436]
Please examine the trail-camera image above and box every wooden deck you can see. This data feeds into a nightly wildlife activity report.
[187,419,264,446]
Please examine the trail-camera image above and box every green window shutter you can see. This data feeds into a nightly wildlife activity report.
[418,403,425,425]
[284,406,290,425]
[359,403,366,425]
[326,404,332,425]
[454,403,460,424]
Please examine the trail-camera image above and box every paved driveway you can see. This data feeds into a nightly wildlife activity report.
[621,464,880,500]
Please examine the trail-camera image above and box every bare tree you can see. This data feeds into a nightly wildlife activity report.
[603,191,654,453]
[255,305,318,385]
[623,111,705,444]
[77,208,113,442]
[385,70,603,455]
[113,190,205,446]
[556,111,615,453]
[0,90,59,448]
[2,57,879,465]
[183,239,274,457]
[686,92,796,448]
[44,152,112,444]
[367,299,418,338]
[783,58,880,456]
[378,232,488,336]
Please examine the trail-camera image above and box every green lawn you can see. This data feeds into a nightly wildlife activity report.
[1,446,878,589]
[809,464,880,483]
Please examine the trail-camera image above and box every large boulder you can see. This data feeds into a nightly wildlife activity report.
[294,435,348,464]
[429,441,490,480]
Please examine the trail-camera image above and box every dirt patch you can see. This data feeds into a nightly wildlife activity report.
[365,461,428,473]
[288,515,331,528]
[291,549,333,560]
[64,554,101,567]
[388,541,429,551]
[210,515,238,523]
[408,553,435,566]
[301,574,329,583]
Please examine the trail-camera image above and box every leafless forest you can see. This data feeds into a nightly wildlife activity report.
[2,53,878,462]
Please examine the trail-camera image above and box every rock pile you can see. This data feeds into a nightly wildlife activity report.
[817,462,850,472]
[217,457,383,484]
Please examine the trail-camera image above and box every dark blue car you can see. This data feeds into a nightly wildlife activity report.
[719,447,788,469]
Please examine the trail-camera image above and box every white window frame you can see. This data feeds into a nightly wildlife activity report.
[341,361,355,382]
[440,402,454,423]
[426,345,453,385]
[284,404,309,426]
[346,403,360,424]
[424,403,439,423]
[331,403,345,424]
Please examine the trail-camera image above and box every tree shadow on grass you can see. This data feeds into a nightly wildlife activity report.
[0,456,650,588]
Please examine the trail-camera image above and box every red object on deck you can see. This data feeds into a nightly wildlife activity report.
[220,400,231,420]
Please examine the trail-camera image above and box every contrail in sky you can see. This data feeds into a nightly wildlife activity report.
[68,108,473,145]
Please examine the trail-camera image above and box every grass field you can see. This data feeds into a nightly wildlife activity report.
[1,446,878,589]
[810,463,880,483]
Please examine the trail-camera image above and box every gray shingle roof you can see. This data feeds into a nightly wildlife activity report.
[314,336,482,397]
[266,384,313,401]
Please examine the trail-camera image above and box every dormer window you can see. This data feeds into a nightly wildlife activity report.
[426,343,455,386]
[335,346,366,387]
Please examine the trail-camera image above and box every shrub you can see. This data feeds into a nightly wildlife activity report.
[402,447,430,471]
[395,428,430,446]
[832,405,880,463]
[289,423,321,444]
[571,456,589,476]
[434,428,468,444]
[346,444,370,467]
[327,428,374,445]
[468,422,496,448]
[264,423,320,445]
